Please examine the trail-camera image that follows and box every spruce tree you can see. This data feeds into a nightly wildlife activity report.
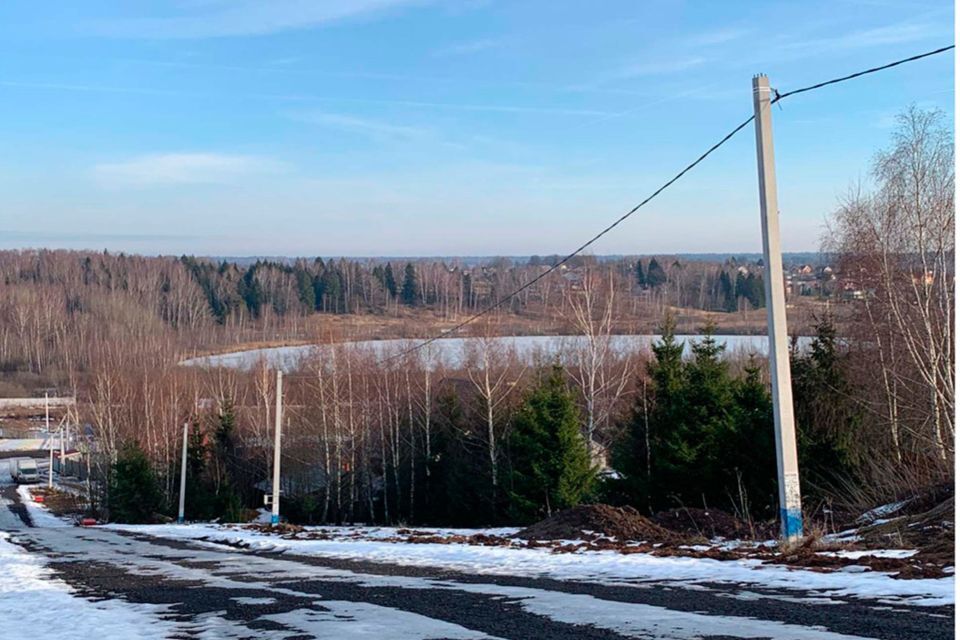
[508,365,596,522]
[109,442,162,523]
[383,263,398,298]
[646,258,667,288]
[401,262,419,306]
[718,271,736,311]
[791,318,861,497]
[635,260,647,287]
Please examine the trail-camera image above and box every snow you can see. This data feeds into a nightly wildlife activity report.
[263,603,500,640]
[0,531,176,639]
[449,582,871,640]
[105,523,955,607]
[818,549,918,560]
[15,485,71,528]
[231,596,276,605]
[857,499,912,524]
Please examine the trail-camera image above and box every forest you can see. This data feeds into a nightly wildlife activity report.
[1,107,953,530]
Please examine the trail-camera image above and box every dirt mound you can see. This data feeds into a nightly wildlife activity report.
[652,508,774,540]
[516,504,679,543]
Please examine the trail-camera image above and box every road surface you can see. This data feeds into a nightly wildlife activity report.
[0,462,952,639]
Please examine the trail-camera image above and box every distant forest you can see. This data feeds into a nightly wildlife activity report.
[1,249,774,331]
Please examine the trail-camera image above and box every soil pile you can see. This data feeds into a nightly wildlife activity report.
[516,504,679,543]
[652,508,774,540]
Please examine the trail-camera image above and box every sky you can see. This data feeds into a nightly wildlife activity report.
[0,0,954,257]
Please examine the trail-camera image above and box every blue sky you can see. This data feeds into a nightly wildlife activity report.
[0,0,953,256]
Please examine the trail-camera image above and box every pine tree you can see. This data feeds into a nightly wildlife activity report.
[508,365,596,522]
[401,262,419,306]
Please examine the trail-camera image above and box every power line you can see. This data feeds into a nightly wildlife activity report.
[381,113,758,364]
[771,45,954,103]
[299,45,954,368]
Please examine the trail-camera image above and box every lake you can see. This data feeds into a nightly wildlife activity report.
[182,334,812,372]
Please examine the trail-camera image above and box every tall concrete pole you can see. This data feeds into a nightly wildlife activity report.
[177,422,188,524]
[752,74,803,541]
[271,370,283,526]
[46,392,53,488]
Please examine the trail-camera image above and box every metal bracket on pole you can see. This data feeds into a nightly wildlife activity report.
[752,74,803,541]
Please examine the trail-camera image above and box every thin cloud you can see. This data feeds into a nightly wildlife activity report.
[683,27,751,47]
[0,79,616,117]
[288,111,431,140]
[93,153,286,187]
[434,38,503,57]
[778,21,947,55]
[83,0,432,39]
[613,56,707,79]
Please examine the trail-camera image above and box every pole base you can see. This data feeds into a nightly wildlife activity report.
[177,517,184,524]
[780,507,803,540]
[271,515,280,525]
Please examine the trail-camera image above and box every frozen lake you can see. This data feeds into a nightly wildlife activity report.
[182,334,812,372]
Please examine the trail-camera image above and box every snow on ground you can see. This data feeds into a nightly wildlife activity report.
[0,531,176,639]
[105,523,955,607]
[856,500,913,524]
[263,603,497,640]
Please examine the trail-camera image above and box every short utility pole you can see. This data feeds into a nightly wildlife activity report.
[271,370,283,526]
[752,74,803,541]
[46,392,53,489]
[178,422,188,524]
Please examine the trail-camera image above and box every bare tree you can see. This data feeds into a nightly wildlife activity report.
[828,106,954,463]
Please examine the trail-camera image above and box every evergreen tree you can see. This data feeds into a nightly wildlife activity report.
[745,273,765,308]
[185,422,217,520]
[212,401,243,522]
[508,365,596,522]
[727,362,778,517]
[635,260,647,287]
[238,266,263,317]
[718,271,736,311]
[383,263,398,298]
[401,262,419,306]
[646,258,667,288]
[109,442,163,523]
[791,318,861,497]
[427,391,497,526]
[734,270,748,305]
[294,268,316,311]
[610,320,777,518]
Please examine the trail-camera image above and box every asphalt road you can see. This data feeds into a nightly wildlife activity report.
[0,469,953,639]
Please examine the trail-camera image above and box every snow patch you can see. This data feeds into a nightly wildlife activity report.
[263,603,500,639]
[0,532,176,639]
[104,523,955,607]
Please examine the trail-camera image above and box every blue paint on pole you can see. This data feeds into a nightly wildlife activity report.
[780,507,803,539]
[177,517,184,524]
[271,514,280,525]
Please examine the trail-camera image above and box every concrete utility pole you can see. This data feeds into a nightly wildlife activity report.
[752,74,803,541]
[271,370,283,526]
[46,392,53,489]
[178,422,188,524]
